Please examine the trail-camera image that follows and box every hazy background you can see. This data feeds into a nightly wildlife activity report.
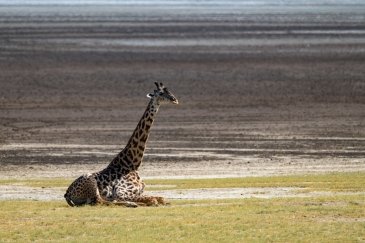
[0,0,364,178]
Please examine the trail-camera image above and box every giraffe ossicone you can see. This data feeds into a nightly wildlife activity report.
[64,82,178,207]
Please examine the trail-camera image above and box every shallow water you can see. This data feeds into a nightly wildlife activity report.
[0,0,364,180]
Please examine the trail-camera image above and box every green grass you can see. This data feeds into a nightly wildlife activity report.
[1,171,364,192]
[0,178,70,188]
[0,172,364,242]
[0,195,364,242]
[146,172,365,192]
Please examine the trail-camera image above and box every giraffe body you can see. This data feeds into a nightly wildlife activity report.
[64,83,178,207]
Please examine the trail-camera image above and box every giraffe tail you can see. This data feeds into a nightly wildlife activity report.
[64,193,76,207]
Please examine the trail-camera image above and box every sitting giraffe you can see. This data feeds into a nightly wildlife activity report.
[64,82,178,207]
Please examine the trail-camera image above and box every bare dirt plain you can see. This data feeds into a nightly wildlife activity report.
[0,3,364,200]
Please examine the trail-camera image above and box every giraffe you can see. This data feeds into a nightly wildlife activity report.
[64,82,178,207]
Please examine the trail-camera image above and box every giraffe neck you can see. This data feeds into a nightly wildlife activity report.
[112,99,160,171]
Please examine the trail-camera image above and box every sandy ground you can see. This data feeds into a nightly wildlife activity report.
[2,184,364,201]
[0,3,364,200]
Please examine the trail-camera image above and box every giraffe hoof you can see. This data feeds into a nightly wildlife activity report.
[146,198,159,207]
[163,201,171,206]
[155,196,168,205]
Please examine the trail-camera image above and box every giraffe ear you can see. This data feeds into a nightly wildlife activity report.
[147,93,154,99]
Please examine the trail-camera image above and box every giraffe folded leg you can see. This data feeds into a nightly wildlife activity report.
[133,195,169,206]
[112,200,138,208]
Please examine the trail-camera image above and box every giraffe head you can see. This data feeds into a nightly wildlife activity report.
[147,82,179,105]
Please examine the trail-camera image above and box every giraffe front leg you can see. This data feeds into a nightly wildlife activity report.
[113,188,142,207]
[112,194,139,207]
[134,195,159,206]
[112,200,138,208]
[134,195,169,206]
